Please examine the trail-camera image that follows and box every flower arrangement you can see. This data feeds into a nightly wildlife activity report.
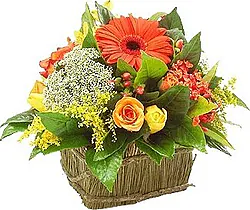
[0,0,249,203]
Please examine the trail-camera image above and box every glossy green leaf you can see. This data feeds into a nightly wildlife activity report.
[205,129,234,149]
[146,86,190,127]
[29,147,42,160]
[0,122,29,141]
[188,96,217,118]
[159,7,185,35]
[29,134,89,159]
[209,76,223,89]
[203,62,219,83]
[134,52,168,86]
[1,110,35,127]
[173,32,201,70]
[82,28,98,48]
[149,12,167,21]
[93,129,127,161]
[95,1,114,24]
[136,138,163,164]
[145,133,175,159]
[37,112,81,137]
[116,58,137,77]
[43,134,89,155]
[127,122,150,143]
[85,146,124,192]
[168,116,207,152]
[137,91,160,102]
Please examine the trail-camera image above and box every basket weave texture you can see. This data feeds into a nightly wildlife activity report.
[60,143,194,209]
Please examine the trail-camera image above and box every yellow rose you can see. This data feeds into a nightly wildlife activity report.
[113,97,144,132]
[145,105,167,134]
[27,80,46,112]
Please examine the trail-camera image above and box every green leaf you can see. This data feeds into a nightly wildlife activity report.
[95,1,114,24]
[116,59,137,78]
[85,146,124,192]
[233,93,250,111]
[37,112,81,137]
[173,32,201,70]
[149,12,167,21]
[166,28,187,43]
[168,116,206,152]
[29,147,42,160]
[82,3,95,29]
[106,94,122,111]
[205,129,234,149]
[159,7,185,35]
[145,132,175,159]
[29,134,89,159]
[43,134,89,155]
[135,138,163,164]
[82,28,98,48]
[188,96,217,118]
[93,129,127,161]
[134,52,168,86]
[137,91,160,102]
[127,122,150,143]
[209,76,222,89]
[206,136,231,156]
[203,62,219,83]
[221,120,242,128]
[1,110,35,127]
[146,86,190,127]
[0,122,29,141]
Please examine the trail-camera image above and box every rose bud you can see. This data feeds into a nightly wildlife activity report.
[135,86,144,95]
[27,80,46,112]
[145,105,168,134]
[121,72,132,81]
[176,39,184,50]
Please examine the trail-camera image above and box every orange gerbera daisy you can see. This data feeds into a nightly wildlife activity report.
[95,15,173,70]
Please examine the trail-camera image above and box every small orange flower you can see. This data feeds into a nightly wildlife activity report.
[113,97,144,132]
[39,38,75,78]
[159,73,178,92]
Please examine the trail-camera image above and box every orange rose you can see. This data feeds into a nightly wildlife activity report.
[113,97,144,132]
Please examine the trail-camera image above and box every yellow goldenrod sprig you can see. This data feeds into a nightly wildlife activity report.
[19,116,60,151]
[64,91,116,151]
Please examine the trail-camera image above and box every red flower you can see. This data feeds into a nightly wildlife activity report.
[192,111,216,131]
[95,15,173,70]
[39,38,75,78]
[160,60,212,100]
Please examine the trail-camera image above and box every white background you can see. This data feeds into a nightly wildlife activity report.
[0,0,250,209]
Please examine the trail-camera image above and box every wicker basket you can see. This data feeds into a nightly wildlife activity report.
[60,143,194,209]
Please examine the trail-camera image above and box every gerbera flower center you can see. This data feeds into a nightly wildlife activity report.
[126,41,140,50]
[120,35,146,55]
